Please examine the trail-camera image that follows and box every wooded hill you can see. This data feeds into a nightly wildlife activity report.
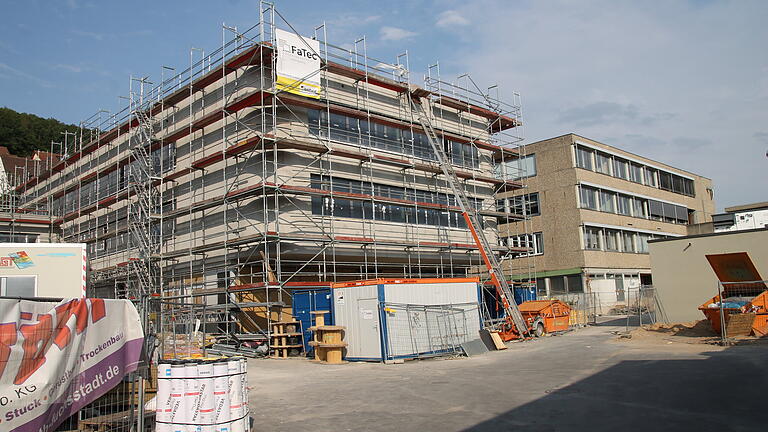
[0,107,81,156]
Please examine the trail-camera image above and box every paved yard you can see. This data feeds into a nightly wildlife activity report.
[247,320,766,431]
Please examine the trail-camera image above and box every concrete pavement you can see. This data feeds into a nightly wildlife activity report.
[246,322,766,431]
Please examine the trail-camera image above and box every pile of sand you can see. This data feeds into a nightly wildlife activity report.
[621,320,735,345]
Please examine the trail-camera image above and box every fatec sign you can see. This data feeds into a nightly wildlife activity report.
[275,28,322,99]
[0,298,143,432]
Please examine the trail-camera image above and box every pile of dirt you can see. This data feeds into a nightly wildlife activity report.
[620,320,750,345]
[643,320,715,337]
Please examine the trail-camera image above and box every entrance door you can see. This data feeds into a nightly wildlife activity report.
[615,277,625,302]
[354,297,382,360]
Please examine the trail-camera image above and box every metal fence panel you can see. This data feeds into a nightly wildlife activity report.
[381,302,480,361]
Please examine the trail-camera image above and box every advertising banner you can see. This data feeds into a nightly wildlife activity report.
[275,28,322,99]
[0,298,144,432]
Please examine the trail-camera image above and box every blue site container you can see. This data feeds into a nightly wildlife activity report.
[292,288,334,355]
[482,286,538,319]
[514,287,537,305]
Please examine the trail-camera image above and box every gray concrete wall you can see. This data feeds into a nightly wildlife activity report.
[648,228,768,323]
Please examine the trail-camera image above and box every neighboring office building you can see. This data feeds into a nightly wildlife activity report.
[497,133,715,311]
[649,227,768,323]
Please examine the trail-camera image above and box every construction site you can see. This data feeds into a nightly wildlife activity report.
[5,3,539,353]
[0,3,765,432]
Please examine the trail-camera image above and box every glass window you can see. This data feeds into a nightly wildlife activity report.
[629,163,643,183]
[599,190,615,213]
[662,202,678,223]
[617,194,632,216]
[550,276,566,294]
[566,275,584,293]
[584,226,602,250]
[637,233,651,253]
[683,178,695,197]
[613,158,628,180]
[503,154,536,180]
[659,171,672,191]
[632,197,646,218]
[579,186,598,210]
[595,152,612,175]
[505,232,543,256]
[534,232,544,255]
[648,200,664,220]
[604,229,620,251]
[528,193,540,216]
[645,168,657,187]
[508,193,540,217]
[575,146,593,170]
[622,231,635,253]
[1,276,37,297]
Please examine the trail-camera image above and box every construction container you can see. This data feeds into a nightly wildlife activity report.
[0,243,87,298]
[332,278,482,361]
[518,300,571,336]
[698,252,768,336]
[698,288,768,336]
[292,286,334,354]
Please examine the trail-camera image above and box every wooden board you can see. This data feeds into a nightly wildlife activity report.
[489,331,508,350]
[726,313,756,336]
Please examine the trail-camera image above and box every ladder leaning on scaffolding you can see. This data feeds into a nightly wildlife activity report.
[409,93,529,340]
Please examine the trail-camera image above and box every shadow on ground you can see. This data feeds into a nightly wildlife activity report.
[463,344,766,432]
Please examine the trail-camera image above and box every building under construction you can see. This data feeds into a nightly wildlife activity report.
[7,5,534,349]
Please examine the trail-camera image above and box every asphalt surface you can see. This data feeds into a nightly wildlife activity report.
[247,319,767,431]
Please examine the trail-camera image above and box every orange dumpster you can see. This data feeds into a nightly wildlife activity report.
[518,300,571,337]
[698,288,768,336]
[699,252,768,337]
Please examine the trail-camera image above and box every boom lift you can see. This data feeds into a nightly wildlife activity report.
[409,93,530,340]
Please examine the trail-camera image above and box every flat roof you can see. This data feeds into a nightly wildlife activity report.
[525,133,711,180]
[648,226,768,243]
[724,201,768,213]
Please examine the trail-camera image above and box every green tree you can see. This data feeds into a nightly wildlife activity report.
[0,107,82,156]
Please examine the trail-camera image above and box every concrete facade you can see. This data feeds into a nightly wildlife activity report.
[498,134,715,309]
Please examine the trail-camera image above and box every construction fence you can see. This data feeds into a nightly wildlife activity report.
[380,302,481,361]
[544,292,598,327]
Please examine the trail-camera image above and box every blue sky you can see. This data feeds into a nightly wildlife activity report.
[0,0,766,210]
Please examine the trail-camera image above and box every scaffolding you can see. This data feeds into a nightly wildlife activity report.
[8,2,534,355]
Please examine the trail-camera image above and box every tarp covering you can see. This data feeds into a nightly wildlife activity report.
[0,298,144,432]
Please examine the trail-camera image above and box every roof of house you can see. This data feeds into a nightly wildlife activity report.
[724,201,768,213]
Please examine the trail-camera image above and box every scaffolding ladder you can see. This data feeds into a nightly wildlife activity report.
[126,109,161,298]
[409,95,529,338]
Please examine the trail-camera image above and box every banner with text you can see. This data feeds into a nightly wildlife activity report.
[0,298,144,432]
[275,28,322,99]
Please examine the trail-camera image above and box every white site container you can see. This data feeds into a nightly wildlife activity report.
[332,278,482,361]
[0,243,87,298]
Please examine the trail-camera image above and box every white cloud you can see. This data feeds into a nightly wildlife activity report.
[380,26,417,41]
[70,29,105,40]
[451,0,768,209]
[53,64,83,73]
[0,63,53,88]
[436,10,470,28]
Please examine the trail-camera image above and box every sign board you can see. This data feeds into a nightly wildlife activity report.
[0,244,87,298]
[275,28,322,99]
[0,298,144,432]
